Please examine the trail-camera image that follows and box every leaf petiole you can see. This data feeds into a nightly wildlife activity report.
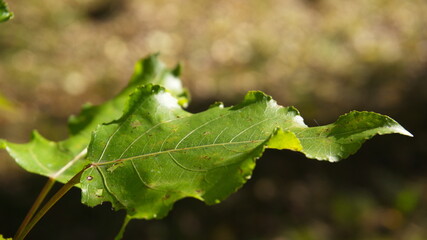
[14,165,92,240]
[13,178,56,239]
[14,148,88,239]
[114,215,132,240]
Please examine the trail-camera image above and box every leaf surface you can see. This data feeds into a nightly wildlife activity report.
[80,85,411,220]
[0,55,188,183]
[0,0,13,22]
[81,85,305,219]
[295,111,412,161]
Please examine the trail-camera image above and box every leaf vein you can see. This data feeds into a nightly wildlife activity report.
[130,160,159,190]
[98,125,124,162]
[95,140,263,167]
[229,118,271,143]
[167,152,207,172]
[174,114,230,149]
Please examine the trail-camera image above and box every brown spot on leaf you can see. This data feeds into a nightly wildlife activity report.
[163,194,171,200]
[131,120,142,128]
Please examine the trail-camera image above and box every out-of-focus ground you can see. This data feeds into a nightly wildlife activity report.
[0,0,426,239]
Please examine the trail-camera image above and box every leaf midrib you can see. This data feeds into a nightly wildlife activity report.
[92,139,265,167]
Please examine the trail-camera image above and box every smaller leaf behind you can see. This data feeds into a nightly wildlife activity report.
[128,54,189,108]
[0,0,13,23]
[68,54,189,135]
[0,55,189,183]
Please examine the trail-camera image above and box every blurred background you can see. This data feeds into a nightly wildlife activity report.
[0,0,426,239]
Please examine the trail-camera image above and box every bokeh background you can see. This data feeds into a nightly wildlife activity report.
[1,0,426,239]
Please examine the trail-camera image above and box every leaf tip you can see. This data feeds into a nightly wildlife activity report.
[30,129,45,141]
[389,124,413,137]
[172,63,182,76]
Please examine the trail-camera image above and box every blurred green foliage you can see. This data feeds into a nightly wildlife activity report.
[0,0,426,239]
[0,0,13,23]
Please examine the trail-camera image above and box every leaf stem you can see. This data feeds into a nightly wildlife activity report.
[114,215,132,240]
[13,178,56,239]
[14,148,88,239]
[14,165,91,240]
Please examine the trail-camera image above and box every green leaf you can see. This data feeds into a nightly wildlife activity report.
[0,55,189,183]
[295,111,413,162]
[68,54,189,136]
[1,131,90,183]
[81,85,305,219]
[128,54,189,108]
[0,0,13,23]
[80,85,411,220]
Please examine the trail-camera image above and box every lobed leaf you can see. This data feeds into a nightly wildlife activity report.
[80,84,412,220]
[81,85,306,219]
[0,55,189,183]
